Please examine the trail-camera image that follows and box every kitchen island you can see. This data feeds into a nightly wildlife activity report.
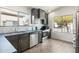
[4,30,42,53]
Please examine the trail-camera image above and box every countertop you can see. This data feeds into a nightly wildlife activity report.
[4,30,42,36]
[0,30,42,53]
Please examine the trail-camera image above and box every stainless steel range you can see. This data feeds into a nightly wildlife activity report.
[40,25,51,42]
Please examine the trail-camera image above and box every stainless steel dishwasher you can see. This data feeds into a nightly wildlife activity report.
[30,32,38,48]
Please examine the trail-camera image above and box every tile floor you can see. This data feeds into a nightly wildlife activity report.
[24,39,75,53]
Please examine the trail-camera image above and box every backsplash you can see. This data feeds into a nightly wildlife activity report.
[0,24,43,33]
[0,27,15,33]
[0,26,29,33]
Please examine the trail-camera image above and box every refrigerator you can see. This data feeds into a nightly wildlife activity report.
[75,11,79,52]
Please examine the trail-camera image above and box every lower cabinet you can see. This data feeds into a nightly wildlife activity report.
[6,32,41,53]
[38,31,42,43]
[6,35,19,52]
[19,34,30,52]
[6,33,30,53]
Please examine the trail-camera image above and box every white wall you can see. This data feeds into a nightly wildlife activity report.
[48,6,76,43]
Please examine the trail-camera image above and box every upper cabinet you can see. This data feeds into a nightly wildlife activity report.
[45,13,48,25]
[31,8,40,19]
[31,8,46,19]
[40,10,46,19]
[31,8,48,25]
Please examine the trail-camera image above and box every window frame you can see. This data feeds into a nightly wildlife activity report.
[0,7,30,27]
[53,14,74,33]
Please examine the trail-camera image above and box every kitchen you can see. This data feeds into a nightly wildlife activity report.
[0,6,51,53]
[2,6,79,53]
[0,1,79,59]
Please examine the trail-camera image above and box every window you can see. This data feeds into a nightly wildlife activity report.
[0,8,31,33]
[53,15,73,33]
[19,13,30,26]
[0,8,18,26]
[0,8,30,27]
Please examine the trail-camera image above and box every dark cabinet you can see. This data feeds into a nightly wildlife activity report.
[31,8,48,25]
[6,33,30,53]
[6,31,41,53]
[6,35,19,51]
[40,10,45,19]
[45,13,48,25]
[40,10,48,25]
[19,34,30,52]
[38,31,42,43]
[31,8,40,18]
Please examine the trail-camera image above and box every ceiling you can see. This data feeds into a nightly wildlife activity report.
[29,6,62,13]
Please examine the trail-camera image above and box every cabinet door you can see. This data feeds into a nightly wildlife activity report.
[31,9,39,18]
[19,34,30,51]
[40,10,45,19]
[6,35,19,51]
[45,13,48,25]
[38,31,42,43]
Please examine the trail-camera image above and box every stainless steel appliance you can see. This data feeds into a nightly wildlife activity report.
[30,32,38,47]
[40,25,50,41]
[76,11,79,52]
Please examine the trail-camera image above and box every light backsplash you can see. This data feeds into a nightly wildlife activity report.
[0,24,42,33]
[0,26,29,33]
[0,27,15,33]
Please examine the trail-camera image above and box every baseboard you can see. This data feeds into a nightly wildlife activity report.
[51,38,73,44]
